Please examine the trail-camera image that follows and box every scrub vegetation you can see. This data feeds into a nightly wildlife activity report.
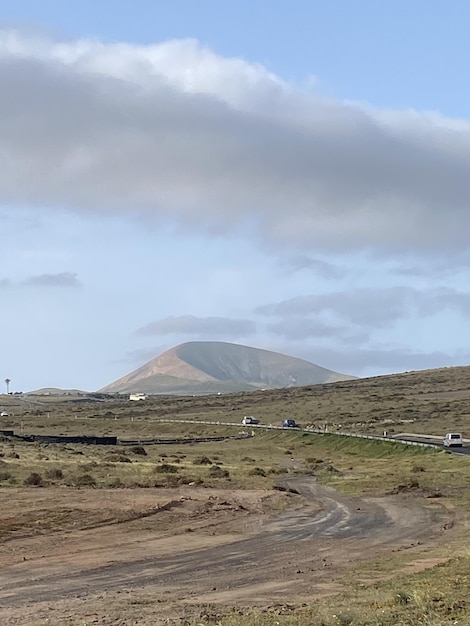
[1,364,470,625]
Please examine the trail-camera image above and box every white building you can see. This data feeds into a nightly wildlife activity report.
[129,393,147,401]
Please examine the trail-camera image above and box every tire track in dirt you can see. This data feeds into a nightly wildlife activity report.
[0,476,450,608]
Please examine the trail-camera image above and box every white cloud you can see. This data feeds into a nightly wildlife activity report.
[1,31,470,255]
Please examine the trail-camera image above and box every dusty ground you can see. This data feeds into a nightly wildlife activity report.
[0,477,457,625]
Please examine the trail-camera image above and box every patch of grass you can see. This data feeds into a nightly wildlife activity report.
[154,463,179,474]
[104,453,132,463]
[44,468,64,480]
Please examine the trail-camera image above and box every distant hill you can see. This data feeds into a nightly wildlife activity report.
[26,388,89,396]
[100,341,355,395]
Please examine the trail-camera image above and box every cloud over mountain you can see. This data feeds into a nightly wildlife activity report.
[136,315,256,338]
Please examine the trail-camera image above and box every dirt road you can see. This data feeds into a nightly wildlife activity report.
[0,477,454,625]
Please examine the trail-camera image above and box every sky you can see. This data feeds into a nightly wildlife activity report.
[1,1,470,392]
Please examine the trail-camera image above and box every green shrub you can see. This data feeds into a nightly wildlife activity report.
[395,590,412,605]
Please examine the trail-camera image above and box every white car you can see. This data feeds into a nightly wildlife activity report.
[443,433,463,448]
[0,411,9,417]
[242,416,259,425]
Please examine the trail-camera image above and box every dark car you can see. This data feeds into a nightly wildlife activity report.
[282,419,299,428]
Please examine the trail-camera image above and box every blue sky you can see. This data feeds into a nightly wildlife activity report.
[1,1,470,391]
[3,0,469,115]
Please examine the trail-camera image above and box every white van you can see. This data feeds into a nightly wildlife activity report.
[242,416,259,425]
[443,433,463,448]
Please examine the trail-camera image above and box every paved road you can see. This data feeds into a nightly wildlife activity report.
[391,434,470,455]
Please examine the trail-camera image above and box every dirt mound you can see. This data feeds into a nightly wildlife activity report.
[387,480,443,498]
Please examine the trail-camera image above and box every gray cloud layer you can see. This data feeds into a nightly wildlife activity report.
[258,287,470,328]
[291,344,470,377]
[136,315,256,338]
[0,272,81,288]
[22,272,82,288]
[1,32,470,254]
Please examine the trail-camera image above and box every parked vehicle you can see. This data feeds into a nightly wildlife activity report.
[242,416,259,425]
[282,418,299,428]
[443,433,463,447]
[0,411,8,417]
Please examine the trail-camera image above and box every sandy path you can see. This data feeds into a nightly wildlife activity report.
[0,478,454,625]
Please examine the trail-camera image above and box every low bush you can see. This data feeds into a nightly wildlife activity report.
[248,467,267,477]
[45,468,64,480]
[129,446,147,456]
[154,474,200,488]
[193,456,212,465]
[107,477,124,488]
[208,466,230,479]
[73,474,96,487]
[104,453,132,463]
[269,467,288,474]
[154,463,179,474]
[24,472,43,486]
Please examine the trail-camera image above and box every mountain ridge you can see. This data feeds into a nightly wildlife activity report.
[100,341,355,394]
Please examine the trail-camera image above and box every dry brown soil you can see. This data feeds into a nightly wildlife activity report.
[0,477,457,625]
